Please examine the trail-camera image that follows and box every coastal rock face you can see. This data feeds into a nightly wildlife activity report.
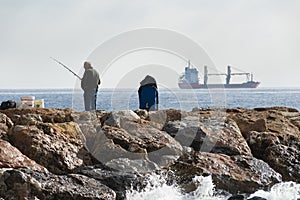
[227,107,300,182]
[0,106,300,199]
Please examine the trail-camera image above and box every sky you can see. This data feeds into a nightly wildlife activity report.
[0,0,299,89]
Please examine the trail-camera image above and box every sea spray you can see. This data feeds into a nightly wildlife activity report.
[126,172,300,200]
[125,173,229,200]
[249,181,300,200]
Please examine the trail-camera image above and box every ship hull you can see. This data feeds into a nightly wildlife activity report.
[178,81,260,89]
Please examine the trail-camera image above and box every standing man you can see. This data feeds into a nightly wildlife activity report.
[81,61,101,111]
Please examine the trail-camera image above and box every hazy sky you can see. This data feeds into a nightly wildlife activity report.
[1,0,299,89]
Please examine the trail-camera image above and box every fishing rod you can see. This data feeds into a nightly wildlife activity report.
[50,57,82,80]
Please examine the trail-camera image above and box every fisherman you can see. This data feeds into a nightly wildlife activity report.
[81,61,101,111]
[138,75,158,111]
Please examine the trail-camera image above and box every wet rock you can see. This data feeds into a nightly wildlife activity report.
[0,168,116,200]
[0,113,13,140]
[247,197,267,200]
[227,194,245,200]
[76,165,145,200]
[263,143,300,182]
[0,139,47,172]
[9,122,93,174]
[170,152,281,194]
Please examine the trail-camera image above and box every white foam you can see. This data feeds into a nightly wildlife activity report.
[126,174,228,200]
[249,181,300,200]
[126,173,300,200]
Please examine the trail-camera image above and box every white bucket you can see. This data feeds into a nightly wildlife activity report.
[20,96,35,108]
[34,99,44,108]
[21,96,35,101]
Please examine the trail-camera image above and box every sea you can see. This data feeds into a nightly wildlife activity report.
[1,87,300,199]
[0,87,299,112]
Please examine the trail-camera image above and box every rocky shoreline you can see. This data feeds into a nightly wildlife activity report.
[0,106,299,199]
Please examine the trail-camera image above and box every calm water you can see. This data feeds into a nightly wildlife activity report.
[0,88,299,112]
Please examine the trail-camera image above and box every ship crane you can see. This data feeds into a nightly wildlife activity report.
[204,66,254,85]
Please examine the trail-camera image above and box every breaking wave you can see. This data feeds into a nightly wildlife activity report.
[126,173,300,200]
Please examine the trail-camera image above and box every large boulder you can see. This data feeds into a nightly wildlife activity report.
[163,115,252,156]
[227,107,300,142]
[103,110,141,128]
[75,165,145,200]
[0,139,47,172]
[0,168,116,200]
[106,120,183,167]
[9,122,93,174]
[147,109,186,129]
[248,131,300,182]
[170,152,281,194]
[228,107,300,182]
[84,110,183,168]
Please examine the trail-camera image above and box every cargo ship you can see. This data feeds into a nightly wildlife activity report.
[178,61,260,89]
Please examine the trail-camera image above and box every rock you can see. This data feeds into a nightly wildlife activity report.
[6,113,43,125]
[105,158,160,173]
[163,116,252,156]
[228,107,300,182]
[263,143,300,182]
[227,107,300,141]
[108,120,183,167]
[247,197,267,200]
[170,152,281,194]
[227,194,245,200]
[103,110,140,128]
[134,109,149,120]
[2,107,300,198]
[1,108,74,123]
[9,122,93,174]
[86,127,148,164]
[0,139,47,172]
[0,113,13,140]
[75,164,145,200]
[147,109,184,129]
[0,168,116,200]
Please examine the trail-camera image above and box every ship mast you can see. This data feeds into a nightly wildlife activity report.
[203,65,252,84]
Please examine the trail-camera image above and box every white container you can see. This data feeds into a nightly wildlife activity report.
[20,96,35,108]
[21,96,35,101]
[34,99,44,108]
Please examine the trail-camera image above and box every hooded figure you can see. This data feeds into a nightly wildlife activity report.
[81,61,100,111]
[138,75,158,111]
